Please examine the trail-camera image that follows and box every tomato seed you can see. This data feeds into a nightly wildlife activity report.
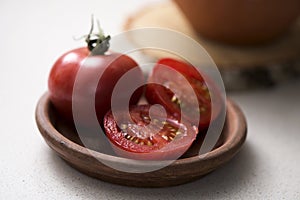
[171,95,182,105]
[171,95,177,102]
[162,135,168,141]
[204,92,210,100]
[176,99,181,105]
[202,84,208,91]
[134,138,140,144]
[125,134,131,139]
[200,107,206,112]
[121,124,127,130]
[153,119,159,124]
[170,132,176,137]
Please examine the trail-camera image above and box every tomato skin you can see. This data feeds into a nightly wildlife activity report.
[48,48,88,122]
[145,58,221,130]
[48,47,143,127]
[103,105,198,160]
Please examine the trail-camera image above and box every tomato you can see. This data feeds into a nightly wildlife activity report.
[145,58,221,130]
[48,47,144,127]
[103,105,198,160]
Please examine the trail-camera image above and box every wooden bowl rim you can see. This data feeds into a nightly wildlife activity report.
[36,92,247,167]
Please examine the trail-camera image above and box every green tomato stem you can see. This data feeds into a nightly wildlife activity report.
[85,15,110,55]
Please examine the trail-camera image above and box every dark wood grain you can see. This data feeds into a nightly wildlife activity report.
[35,92,247,187]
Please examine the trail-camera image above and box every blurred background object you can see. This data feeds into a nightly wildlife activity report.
[173,0,300,45]
[124,1,300,90]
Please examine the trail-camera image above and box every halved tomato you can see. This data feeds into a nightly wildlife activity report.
[146,58,222,130]
[103,105,198,160]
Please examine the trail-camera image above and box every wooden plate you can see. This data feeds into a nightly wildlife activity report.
[35,93,247,187]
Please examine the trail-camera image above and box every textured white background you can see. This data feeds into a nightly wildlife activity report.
[0,0,300,199]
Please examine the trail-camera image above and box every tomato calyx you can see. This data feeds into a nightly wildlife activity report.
[85,15,111,55]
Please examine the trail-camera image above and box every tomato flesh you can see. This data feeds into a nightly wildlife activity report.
[104,105,198,160]
[146,58,221,130]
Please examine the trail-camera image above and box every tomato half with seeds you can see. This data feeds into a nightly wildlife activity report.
[146,58,222,130]
[103,105,198,160]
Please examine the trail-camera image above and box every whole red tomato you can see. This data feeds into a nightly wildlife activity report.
[48,38,144,127]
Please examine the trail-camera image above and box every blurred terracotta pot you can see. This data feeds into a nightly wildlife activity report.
[173,0,300,45]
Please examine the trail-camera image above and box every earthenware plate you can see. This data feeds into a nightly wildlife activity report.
[35,92,247,187]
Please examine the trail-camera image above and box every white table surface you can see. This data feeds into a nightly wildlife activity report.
[1,0,300,199]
